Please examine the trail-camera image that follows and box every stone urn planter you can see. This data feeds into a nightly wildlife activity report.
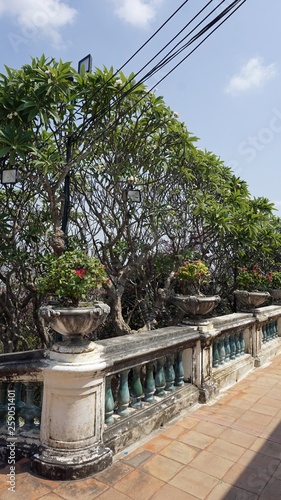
[234,290,270,309]
[171,294,221,317]
[40,302,110,350]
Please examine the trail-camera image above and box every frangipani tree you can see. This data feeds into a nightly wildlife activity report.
[0,55,280,347]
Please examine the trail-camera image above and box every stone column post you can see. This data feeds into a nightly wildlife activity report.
[197,321,218,403]
[31,341,112,480]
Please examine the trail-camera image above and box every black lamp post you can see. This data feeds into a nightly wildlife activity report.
[61,54,92,238]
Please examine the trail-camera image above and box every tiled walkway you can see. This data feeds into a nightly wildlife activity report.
[2,356,281,499]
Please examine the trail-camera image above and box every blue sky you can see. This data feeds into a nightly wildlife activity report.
[0,0,281,211]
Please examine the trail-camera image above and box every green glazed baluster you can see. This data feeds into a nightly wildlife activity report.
[235,333,241,356]
[262,325,266,343]
[0,383,8,427]
[105,376,115,424]
[165,354,175,391]
[175,351,184,386]
[213,339,219,367]
[130,366,143,408]
[20,383,41,430]
[144,362,155,402]
[155,358,166,397]
[15,382,25,428]
[239,332,245,354]
[274,320,278,338]
[224,335,231,362]
[230,334,236,359]
[266,323,270,342]
[117,370,130,416]
[219,337,225,364]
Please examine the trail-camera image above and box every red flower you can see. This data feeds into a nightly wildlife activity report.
[75,269,85,279]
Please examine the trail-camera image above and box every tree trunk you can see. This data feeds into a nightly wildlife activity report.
[107,282,131,336]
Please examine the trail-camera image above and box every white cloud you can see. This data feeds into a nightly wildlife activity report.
[111,0,163,28]
[0,0,77,46]
[225,57,277,95]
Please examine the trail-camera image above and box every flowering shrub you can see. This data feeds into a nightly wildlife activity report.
[175,260,210,295]
[236,265,269,291]
[266,270,281,289]
[38,250,109,306]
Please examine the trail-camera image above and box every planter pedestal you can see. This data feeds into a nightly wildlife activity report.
[31,344,112,480]
[31,303,112,480]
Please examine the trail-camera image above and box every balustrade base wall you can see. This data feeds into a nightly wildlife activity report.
[213,353,255,393]
[104,383,199,454]
[255,337,281,367]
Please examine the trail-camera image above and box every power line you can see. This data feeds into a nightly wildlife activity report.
[71,0,247,158]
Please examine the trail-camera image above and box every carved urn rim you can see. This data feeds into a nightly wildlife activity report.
[39,301,110,338]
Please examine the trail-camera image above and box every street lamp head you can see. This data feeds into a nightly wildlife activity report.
[78,54,92,74]
[1,168,17,185]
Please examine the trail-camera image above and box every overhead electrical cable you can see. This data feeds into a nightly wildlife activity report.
[33,0,247,167]
[71,0,247,156]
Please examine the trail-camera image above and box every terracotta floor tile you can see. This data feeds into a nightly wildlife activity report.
[193,420,226,438]
[142,434,172,452]
[94,488,132,499]
[219,428,258,448]
[273,462,281,480]
[264,417,281,432]
[250,436,281,459]
[233,420,268,435]
[54,478,108,500]
[188,450,234,478]
[238,392,262,403]
[259,476,281,499]
[160,440,198,464]
[0,473,53,500]
[122,450,154,468]
[114,469,164,500]
[160,423,186,440]
[178,430,215,450]
[169,465,219,499]
[243,386,269,397]
[206,438,245,462]
[150,482,198,499]
[237,410,273,426]
[222,463,271,495]
[250,402,279,417]
[178,416,201,429]
[189,410,214,421]
[32,495,69,500]
[139,454,184,481]
[226,398,254,410]
[267,389,281,401]
[258,396,281,409]
[206,480,258,499]
[94,461,134,487]
[205,414,237,426]
[214,393,234,404]
[215,405,247,418]
[238,449,280,476]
